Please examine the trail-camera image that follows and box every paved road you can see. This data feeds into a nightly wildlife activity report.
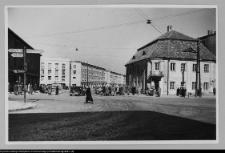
[8,91,216,141]
[8,90,216,124]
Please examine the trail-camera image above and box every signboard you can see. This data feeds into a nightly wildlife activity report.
[8,49,23,53]
[13,70,26,73]
[11,53,23,57]
[26,49,44,54]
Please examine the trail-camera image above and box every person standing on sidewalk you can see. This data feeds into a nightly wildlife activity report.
[55,86,59,95]
[85,85,93,104]
[213,87,216,96]
[14,83,18,95]
[47,85,52,95]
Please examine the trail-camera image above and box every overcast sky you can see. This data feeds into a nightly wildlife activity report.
[7,5,216,74]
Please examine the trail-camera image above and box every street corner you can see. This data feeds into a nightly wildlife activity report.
[8,101,37,112]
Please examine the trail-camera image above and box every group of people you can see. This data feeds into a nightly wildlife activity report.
[39,84,59,95]
[94,85,140,96]
[176,87,187,97]
[146,87,161,97]
[13,82,37,95]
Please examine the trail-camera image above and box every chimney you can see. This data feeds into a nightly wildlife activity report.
[208,30,214,35]
[167,25,173,32]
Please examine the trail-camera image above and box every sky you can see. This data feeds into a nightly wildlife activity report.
[7,5,216,74]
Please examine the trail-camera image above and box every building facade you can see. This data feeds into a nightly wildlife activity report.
[8,28,42,92]
[125,26,216,95]
[40,57,70,88]
[40,58,126,87]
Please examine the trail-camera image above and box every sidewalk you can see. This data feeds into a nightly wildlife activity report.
[8,100,37,112]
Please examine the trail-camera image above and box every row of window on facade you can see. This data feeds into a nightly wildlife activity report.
[155,62,210,72]
[41,69,67,76]
[41,63,67,69]
[41,76,66,81]
[169,81,209,90]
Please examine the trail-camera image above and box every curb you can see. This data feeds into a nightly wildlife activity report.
[8,101,37,112]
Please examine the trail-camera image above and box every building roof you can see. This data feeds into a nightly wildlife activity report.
[126,30,216,66]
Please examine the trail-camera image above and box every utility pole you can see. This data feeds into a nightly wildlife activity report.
[87,62,88,87]
[195,39,201,97]
[23,46,27,103]
[69,61,71,91]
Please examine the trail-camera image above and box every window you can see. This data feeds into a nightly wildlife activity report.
[41,62,44,69]
[48,76,51,80]
[48,63,51,70]
[181,63,186,72]
[62,69,66,75]
[170,63,176,71]
[55,63,59,69]
[73,65,76,68]
[55,70,58,76]
[73,70,76,75]
[55,76,58,81]
[62,76,65,81]
[41,76,44,81]
[48,70,51,75]
[170,82,175,89]
[204,64,209,73]
[41,70,44,75]
[62,64,65,69]
[193,64,197,72]
[73,77,76,79]
[204,82,209,90]
[192,82,196,90]
[142,51,146,55]
[155,62,160,70]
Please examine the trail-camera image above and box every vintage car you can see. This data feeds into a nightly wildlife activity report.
[70,86,86,96]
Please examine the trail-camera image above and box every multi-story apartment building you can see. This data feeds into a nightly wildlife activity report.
[40,58,126,88]
[125,26,216,95]
[40,57,70,88]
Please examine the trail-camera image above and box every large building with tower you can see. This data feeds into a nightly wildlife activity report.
[125,26,216,95]
[40,57,126,88]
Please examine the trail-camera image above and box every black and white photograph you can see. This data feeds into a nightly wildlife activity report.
[1,0,224,150]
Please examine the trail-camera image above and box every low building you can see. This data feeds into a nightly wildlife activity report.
[8,28,42,91]
[125,26,216,95]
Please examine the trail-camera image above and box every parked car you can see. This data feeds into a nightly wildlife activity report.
[70,86,85,96]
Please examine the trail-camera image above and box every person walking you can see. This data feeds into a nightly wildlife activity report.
[34,84,37,93]
[29,84,33,95]
[85,85,93,104]
[213,87,216,96]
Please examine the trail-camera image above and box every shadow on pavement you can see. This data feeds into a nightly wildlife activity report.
[9,111,216,141]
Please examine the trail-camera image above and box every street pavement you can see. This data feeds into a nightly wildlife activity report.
[8,89,216,124]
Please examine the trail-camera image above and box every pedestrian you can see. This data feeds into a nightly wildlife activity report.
[28,84,33,94]
[184,87,186,98]
[102,85,106,96]
[108,86,112,96]
[156,87,161,97]
[14,83,18,95]
[48,85,52,95]
[111,85,115,96]
[132,86,136,95]
[176,87,180,96]
[85,85,93,104]
[105,85,109,96]
[34,84,37,93]
[213,87,216,96]
[55,86,59,95]
[18,83,22,95]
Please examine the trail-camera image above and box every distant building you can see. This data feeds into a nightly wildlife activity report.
[40,57,70,88]
[8,28,42,91]
[125,26,216,95]
[40,57,125,88]
[200,30,216,56]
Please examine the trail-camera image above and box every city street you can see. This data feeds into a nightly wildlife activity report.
[8,91,216,141]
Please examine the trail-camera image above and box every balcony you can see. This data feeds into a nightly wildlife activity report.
[149,71,164,77]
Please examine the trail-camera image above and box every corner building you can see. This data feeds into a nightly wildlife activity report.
[125,27,216,95]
